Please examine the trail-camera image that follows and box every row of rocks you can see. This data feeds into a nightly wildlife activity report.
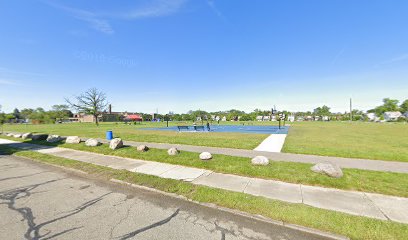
[249,156,343,178]
[3,132,343,178]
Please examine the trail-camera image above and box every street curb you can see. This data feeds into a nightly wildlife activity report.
[109,178,349,240]
[4,152,348,240]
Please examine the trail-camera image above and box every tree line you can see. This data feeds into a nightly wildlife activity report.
[1,89,407,125]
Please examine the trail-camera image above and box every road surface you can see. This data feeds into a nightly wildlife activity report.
[0,154,338,240]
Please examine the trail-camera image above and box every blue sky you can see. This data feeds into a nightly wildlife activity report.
[0,0,407,114]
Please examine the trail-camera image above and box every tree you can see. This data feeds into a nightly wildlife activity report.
[313,105,331,117]
[20,108,34,119]
[12,108,20,119]
[370,98,400,116]
[51,104,72,121]
[66,88,108,126]
[400,99,408,113]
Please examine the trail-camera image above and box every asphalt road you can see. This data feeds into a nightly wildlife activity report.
[0,155,339,240]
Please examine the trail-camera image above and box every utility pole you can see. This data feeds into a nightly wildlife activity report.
[349,98,352,121]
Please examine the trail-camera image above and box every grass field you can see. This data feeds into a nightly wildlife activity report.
[1,146,407,240]
[283,121,408,162]
[2,136,408,197]
[2,121,408,161]
[1,121,268,149]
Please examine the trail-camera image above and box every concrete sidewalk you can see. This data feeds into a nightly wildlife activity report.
[96,138,408,174]
[1,139,407,224]
[3,133,408,173]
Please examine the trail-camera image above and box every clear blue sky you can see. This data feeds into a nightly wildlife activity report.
[1,0,407,114]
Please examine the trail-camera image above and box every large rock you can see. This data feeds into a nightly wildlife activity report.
[251,156,269,166]
[199,152,212,160]
[6,133,14,137]
[85,138,100,147]
[167,147,179,155]
[136,145,149,152]
[66,136,81,144]
[109,138,123,150]
[13,134,22,138]
[46,135,62,143]
[22,133,33,140]
[31,134,48,141]
[311,162,343,178]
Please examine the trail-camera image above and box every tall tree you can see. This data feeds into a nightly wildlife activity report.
[51,104,72,120]
[371,98,400,116]
[65,88,108,126]
[400,99,408,113]
[12,108,20,119]
[313,105,331,116]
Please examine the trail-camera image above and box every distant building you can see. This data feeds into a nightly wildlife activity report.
[384,111,402,121]
[124,114,143,122]
[287,115,295,122]
[72,105,143,123]
[366,113,378,121]
[221,116,227,121]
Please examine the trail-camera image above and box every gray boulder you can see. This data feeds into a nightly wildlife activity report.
[46,135,62,143]
[31,134,48,141]
[109,138,123,150]
[311,162,343,178]
[199,152,212,160]
[251,156,269,166]
[66,136,81,144]
[136,145,149,152]
[167,147,179,155]
[13,134,22,138]
[22,133,33,140]
[85,138,100,147]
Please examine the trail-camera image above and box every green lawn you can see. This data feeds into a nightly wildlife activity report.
[2,121,408,161]
[1,122,268,149]
[2,135,408,198]
[283,121,408,162]
[1,146,407,240]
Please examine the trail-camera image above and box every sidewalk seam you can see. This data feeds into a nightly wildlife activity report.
[363,193,391,221]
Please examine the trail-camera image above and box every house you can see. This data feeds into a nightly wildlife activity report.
[383,111,402,121]
[287,115,295,122]
[366,113,378,121]
[305,116,313,121]
[322,116,329,121]
[221,116,227,121]
[256,116,263,121]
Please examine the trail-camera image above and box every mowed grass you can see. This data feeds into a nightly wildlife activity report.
[1,122,267,149]
[3,120,408,161]
[3,135,408,198]
[1,146,407,240]
[283,121,408,162]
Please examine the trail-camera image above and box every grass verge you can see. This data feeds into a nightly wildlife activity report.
[2,135,408,198]
[1,145,407,240]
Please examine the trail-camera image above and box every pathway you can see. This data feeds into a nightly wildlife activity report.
[254,134,287,152]
[2,133,408,173]
[1,139,407,224]
[93,138,408,174]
